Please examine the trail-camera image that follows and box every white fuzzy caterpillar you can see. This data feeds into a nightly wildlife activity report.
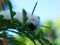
[0,10,40,30]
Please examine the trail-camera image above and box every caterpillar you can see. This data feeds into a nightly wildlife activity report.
[0,10,40,30]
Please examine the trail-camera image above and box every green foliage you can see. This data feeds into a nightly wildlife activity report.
[0,15,4,19]
[22,9,28,24]
[0,0,55,45]
[54,38,60,45]
[7,36,25,45]
[43,21,53,27]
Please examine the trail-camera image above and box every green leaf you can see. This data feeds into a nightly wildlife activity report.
[35,28,44,38]
[0,15,4,19]
[22,9,28,24]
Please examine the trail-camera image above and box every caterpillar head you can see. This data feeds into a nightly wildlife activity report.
[14,12,40,30]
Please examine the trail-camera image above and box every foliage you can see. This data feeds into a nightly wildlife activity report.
[0,0,55,45]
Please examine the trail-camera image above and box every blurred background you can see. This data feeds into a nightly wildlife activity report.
[0,0,60,45]
[10,0,60,23]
